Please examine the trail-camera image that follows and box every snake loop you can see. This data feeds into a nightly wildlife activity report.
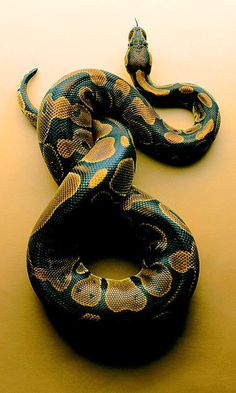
[18,24,220,323]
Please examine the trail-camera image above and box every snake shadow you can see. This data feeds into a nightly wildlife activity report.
[44,301,192,367]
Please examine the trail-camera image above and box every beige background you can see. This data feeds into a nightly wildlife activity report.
[1,0,236,391]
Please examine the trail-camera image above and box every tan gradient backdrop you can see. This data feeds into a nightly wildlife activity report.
[0,0,236,392]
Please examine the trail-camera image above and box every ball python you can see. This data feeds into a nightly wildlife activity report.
[18,23,220,324]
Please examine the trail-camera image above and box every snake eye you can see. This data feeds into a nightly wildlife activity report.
[128,28,135,41]
[140,28,147,40]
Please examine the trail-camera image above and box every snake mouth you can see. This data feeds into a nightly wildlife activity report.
[129,44,147,51]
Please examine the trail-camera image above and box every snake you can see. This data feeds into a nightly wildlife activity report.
[17,23,220,324]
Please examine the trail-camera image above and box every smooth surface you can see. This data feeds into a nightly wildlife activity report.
[0,0,236,391]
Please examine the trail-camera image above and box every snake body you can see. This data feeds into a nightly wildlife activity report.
[18,25,220,324]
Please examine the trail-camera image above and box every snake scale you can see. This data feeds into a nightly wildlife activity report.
[18,24,220,324]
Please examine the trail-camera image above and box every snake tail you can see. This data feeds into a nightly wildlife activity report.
[17,68,39,128]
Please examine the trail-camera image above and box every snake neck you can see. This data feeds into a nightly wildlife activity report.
[129,69,172,108]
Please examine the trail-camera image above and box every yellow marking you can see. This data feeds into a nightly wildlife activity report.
[164,131,184,144]
[71,274,102,306]
[124,96,156,125]
[168,250,194,273]
[32,172,81,234]
[196,119,214,140]
[84,69,107,86]
[33,267,72,291]
[71,104,92,127]
[120,135,129,147]
[149,52,153,66]
[105,278,147,312]
[81,313,101,321]
[198,92,213,108]
[93,119,113,140]
[78,86,93,110]
[183,124,201,134]
[50,95,74,118]
[114,78,131,100]
[124,50,129,67]
[32,256,76,291]
[135,70,170,96]
[38,94,87,141]
[137,265,172,297]
[109,158,134,196]
[128,28,136,42]
[122,188,153,210]
[17,90,37,128]
[57,139,73,158]
[17,89,25,109]
[73,164,90,173]
[89,168,108,188]
[121,188,158,218]
[84,136,115,163]
[38,94,92,143]
[72,129,94,154]
[159,203,191,234]
[179,85,194,94]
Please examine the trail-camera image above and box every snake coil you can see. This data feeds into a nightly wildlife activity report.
[18,24,220,324]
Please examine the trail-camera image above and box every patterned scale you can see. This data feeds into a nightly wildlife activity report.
[17,23,220,324]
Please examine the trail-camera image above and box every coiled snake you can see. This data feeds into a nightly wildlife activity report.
[18,24,220,324]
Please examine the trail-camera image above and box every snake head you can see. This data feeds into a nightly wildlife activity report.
[125,22,152,76]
